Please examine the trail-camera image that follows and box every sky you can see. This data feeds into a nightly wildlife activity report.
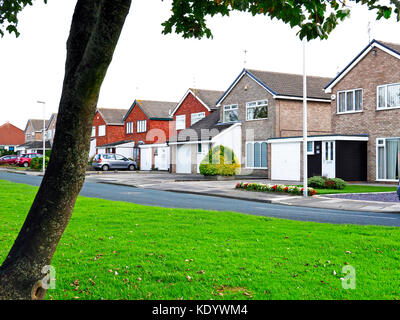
[1,0,399,130]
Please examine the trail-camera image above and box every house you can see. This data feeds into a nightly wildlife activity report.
[17,119,51,154]
[92,108,128,156]
[45,113,57,146]
[0,122,25,152]
[121,99,176,170]
[168,88,226,173]
[323,39,400,182]
[215,68,332,178]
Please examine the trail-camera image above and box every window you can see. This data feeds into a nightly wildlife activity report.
[197,143,202,153]
[191,112,205,125]
[91,126,96,137]
[246,100,268,120]
[377,83,400,109]
[137,120,147,133]
[337,89,362,113]
[126,122,133,134]
[176,115,186,130]
[98,125,106,136]
[324,141,334,161]
[246,141,268,168]
[223,104,238,123]
[307,141,314,155]
[115,154,128,161]
[377,138,400,181]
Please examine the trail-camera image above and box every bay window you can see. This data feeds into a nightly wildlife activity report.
[246,141,268,169]
[223,104,238,123]
[337,89,362,113]
[377,138,400,181]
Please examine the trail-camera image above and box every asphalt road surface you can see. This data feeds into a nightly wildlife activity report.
[1,171,399,227]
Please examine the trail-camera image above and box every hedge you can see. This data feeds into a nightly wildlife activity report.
[30,156,49,170]
[199,145,240,176]
[307,176,347,190]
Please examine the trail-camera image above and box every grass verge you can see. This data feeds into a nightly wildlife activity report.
[315,185,398,195]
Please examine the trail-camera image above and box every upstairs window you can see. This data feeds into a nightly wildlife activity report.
[126,122,133,134]
[223,104,238,123]
[191,112,205,125]
[246,100,268,120]
[137,120,147,133]
[377,83,400,109]
[337,89,362,113]
[176,115,186,130]
[98,125,106,136]
[91,126,96,137]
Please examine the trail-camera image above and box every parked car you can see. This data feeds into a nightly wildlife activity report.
[0,155,18,165]
[16,153,43,167]
[92,153,137,171]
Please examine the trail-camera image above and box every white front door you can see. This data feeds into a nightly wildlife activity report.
[154,147,169,171]
[322,141,335,178]
[140,148,152,171]
[197,143,210,173]
[176,145,191,173]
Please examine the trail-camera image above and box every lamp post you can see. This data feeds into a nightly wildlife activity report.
[302,38,308,197]
[37,100,46,173]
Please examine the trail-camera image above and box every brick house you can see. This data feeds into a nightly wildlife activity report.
[17,119,51,154]
[122,99,176,170]
[215,68,332,178]
[93,108,128,153]
[169,88,224,173]
[45,113,57,146]
[0,122,25,152]
[324,39,400,182]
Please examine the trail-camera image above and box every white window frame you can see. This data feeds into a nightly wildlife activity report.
[191,112,205,125]
[376,137,400,182]
[98,125,106,137]
[337,88,363,114]
[126,121,133,134]
[377,82,400,110]
[245,141,268,169]
[137,120,147,133]
[91,126,96,137]
[307,141,314,155]
[246,100,268,121]
[223,104,239,123]
[176,115,186,130]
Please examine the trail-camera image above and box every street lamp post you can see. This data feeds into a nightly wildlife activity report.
[302,38,308,197]
[37,100,46,173]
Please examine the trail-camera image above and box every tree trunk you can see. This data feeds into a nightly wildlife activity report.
[0,0,132,300]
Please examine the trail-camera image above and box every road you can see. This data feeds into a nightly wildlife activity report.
[1,171,399,227]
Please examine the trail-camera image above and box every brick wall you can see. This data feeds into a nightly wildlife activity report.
[92,111,125,147]
[331,47,400,181]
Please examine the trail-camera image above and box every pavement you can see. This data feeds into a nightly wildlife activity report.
[2,168,400,213]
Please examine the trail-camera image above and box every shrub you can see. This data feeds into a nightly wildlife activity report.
[30,156,49,170]
[332,178,347,190]
[307,176,325,189]
[236,182,317,196]
[324,179,336,189]
[199,145,240,176]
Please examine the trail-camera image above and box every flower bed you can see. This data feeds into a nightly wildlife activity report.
[235,182,317,196]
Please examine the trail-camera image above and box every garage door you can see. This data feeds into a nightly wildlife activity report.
[176,145,191,173]
[140,148,152,171]
[271,142,300,181]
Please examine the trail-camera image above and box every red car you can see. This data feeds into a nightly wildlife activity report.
[0,155,18,165]
[16,153,43,167]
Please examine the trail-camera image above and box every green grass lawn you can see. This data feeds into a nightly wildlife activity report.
[1,179,400,300]
[315,185,398,195]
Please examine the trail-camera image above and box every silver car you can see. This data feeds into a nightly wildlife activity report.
[92,153,137,171]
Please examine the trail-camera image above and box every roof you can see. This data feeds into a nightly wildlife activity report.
[123,100,177,121]
[171,88,224,116]
[46,113,58,129]
[97,108,128,125]
[169,110,234,143]
[325,39,400,91]
[217,68,331,105]
[269,134,369,143]
[97,140,134,148]
[0,122,25,145]
[17,140,52,149]
[25,119,49,133]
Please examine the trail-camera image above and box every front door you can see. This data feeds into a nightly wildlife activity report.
[154,147,169,171]
[140,148,152,170]
[176,145,191,174]
[321,141,335,178]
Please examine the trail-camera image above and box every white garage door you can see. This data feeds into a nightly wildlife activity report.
[271,142,300,181]
[176,145,191,173]
[140,148,152,171]
[154,147,169,171]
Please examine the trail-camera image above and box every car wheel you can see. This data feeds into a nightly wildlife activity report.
[128,164,135,171]
[102,164,109,171]
[23,162,29,168]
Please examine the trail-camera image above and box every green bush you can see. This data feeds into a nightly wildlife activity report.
[199,145,240,176]
[30,156,49,170]
[332,178,347,190]
[324,179,336,189]
[307,176,325,188]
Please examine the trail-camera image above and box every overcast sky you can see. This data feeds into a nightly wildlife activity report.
[1,0,399,129]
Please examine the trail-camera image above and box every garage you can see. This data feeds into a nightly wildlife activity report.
[154,146,170,171]
[140,147,152,171]
[271,142,301,181]
[176,144,191,173]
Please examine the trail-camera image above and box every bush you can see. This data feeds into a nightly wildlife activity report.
[307,176,325,188]
[236,182,317,196]
[30,156,49,170]
[324,178,336,189]
[199,145,240,176]
[332,178,347,190]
